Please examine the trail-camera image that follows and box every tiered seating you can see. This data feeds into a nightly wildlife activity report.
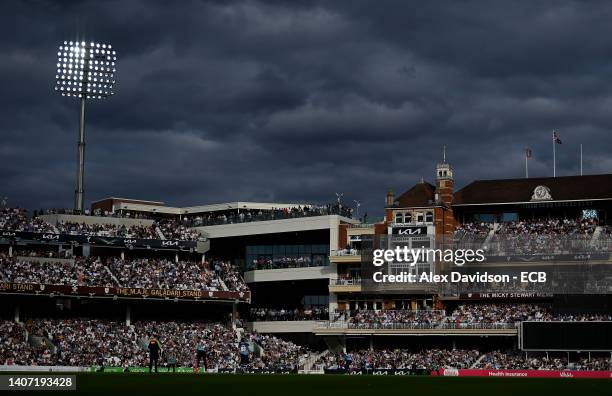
[330,305,610,329]
[475,351,611,370]
[0,208,203,241]
[0,256,248,293]
[317,349,480,370]
[2,319,309,370]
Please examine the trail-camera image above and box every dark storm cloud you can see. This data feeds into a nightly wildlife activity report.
[1,0,612,217]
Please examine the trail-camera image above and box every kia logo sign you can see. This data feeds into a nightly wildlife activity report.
[391,226,427,235]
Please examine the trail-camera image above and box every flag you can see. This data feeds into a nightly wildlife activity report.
[553,131,562,144]
[525,148,532,158]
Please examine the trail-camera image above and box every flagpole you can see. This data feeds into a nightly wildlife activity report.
[553,131,556,177]
[525,152,529,178]
[580,144,583,176]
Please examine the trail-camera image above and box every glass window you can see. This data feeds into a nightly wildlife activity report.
[404,212,412,223]
[395,212,403,223]
[425,211,433,223]
[416,212,424,222]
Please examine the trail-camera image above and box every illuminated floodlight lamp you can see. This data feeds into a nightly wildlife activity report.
[54,40,117,213]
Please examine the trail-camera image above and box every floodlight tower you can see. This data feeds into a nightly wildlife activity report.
[54,40,117,213]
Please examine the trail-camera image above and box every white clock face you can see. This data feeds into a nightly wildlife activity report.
[531,185,551,201]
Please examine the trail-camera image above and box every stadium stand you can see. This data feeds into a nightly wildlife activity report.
[0,255,247,292]
[0,319,310,371]
[316,349,480,371]
[316,348,611,371]
[328,305,611,329]
[0,208,202,241]
[182,204,353,227]
[475,350,611,370]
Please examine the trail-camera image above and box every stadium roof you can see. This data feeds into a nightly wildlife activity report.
[112,201,312,215]
[453,174,612,206]
[392,181,436,208]
[90,197,165,206]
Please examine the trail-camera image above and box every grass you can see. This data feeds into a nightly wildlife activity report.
[10,373,612,396]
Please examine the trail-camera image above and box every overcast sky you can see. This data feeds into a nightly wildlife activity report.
[2,1,612,218]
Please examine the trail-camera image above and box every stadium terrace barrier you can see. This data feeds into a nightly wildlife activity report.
[91,367,202,373]
[318,321,517,330]
[0,230,198,251]
[483,252,612,263]
[332,278,361,285]
[324,368,430,376]
[347,322,517,330]
[219,368,297,374]
[348,223,375,228]
[331,249,361,256]
[438,368,612,378]
[0,282,251,302]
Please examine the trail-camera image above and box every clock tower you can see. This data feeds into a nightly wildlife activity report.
[435,146,455,235]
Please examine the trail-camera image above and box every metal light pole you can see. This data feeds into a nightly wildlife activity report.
[55,40,117,213]
[75,97,86,211]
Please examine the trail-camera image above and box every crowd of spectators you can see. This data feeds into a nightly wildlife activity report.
[497,218,598,237]
[348,310,446,329]
[475,350,611,371]
[183,204,353,227]
[248,256,327,270]
[245,332,311,371]
[39,208,153,219]
[454,222,493,239]
[492,218,599,254]
[0,319,309,370]
[0,255,115,287]
[0,321,36,366]
[249,307,329,321]
[0,208,203,241]
[211,260,250,292]
[453,218,611,254]
[445,303,552,325]
[156,219,200,241]
[317,348,611,372]
[3,317,611,371]
[331,304,611,329]
[0,255,248,293]
[0,208,56,233]
[317,349,480,371]
[106,258,222,291]
[56,221,159,239]
[13,249,73,259]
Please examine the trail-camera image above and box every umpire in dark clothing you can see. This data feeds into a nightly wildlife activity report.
[147,336,162,373]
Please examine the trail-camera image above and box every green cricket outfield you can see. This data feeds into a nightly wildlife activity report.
[7,373,612,396]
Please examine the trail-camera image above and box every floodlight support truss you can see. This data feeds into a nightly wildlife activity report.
[75,97,86,213]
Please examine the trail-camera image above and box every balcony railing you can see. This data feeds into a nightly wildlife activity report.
[348,223,375,228]
[332,278,362,285]
[330,249,360,256]
[315,320,518,330]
